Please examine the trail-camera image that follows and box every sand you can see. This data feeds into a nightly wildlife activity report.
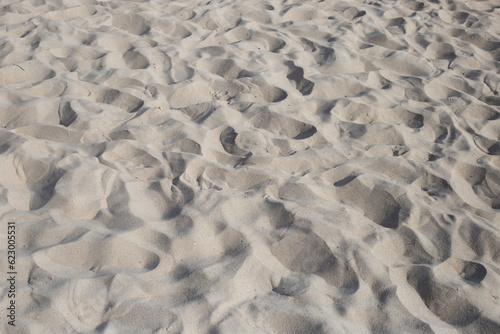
[1,0,500,333]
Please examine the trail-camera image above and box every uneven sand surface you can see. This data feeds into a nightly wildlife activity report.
[1,0,500,333]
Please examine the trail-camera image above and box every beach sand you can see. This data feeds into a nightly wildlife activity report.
[1,0,500,332]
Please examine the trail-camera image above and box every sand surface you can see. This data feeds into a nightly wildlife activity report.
[1,0,500,333]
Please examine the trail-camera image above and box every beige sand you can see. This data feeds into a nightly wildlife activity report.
[1,0,500,332]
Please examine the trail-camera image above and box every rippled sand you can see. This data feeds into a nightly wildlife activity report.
[1,0,500,333]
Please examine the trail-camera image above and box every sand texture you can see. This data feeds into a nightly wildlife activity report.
[1,0,500,333]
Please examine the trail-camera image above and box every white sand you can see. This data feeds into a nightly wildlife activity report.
[1,0,500,332]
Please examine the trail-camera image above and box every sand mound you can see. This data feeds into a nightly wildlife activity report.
[1,0,500,333]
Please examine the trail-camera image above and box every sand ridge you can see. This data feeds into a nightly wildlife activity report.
[1,0,500,333]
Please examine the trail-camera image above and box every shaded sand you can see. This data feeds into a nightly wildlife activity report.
[1,0,500,333]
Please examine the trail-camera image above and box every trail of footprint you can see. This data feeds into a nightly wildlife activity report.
[0,141,63,210]
[57,100,78,126]
[48,162,114,221]
[271,231,359,291]
[197,58,242,80]
[451,162,500,210]
[458,221,500,264]
[449,29,500,52]
[65,276,111,330]
[34,232,160,277]
[0,62,55,86]
[407,265,481,327]
[235,77,289,104]
[285,60,315,96]
[211,298,328,334]
[249,109,317,139]
[112,13,151,36]
[122,49,150,69]
[334,176,403,229]
[96,88,144,113]
[219,126,250,157]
